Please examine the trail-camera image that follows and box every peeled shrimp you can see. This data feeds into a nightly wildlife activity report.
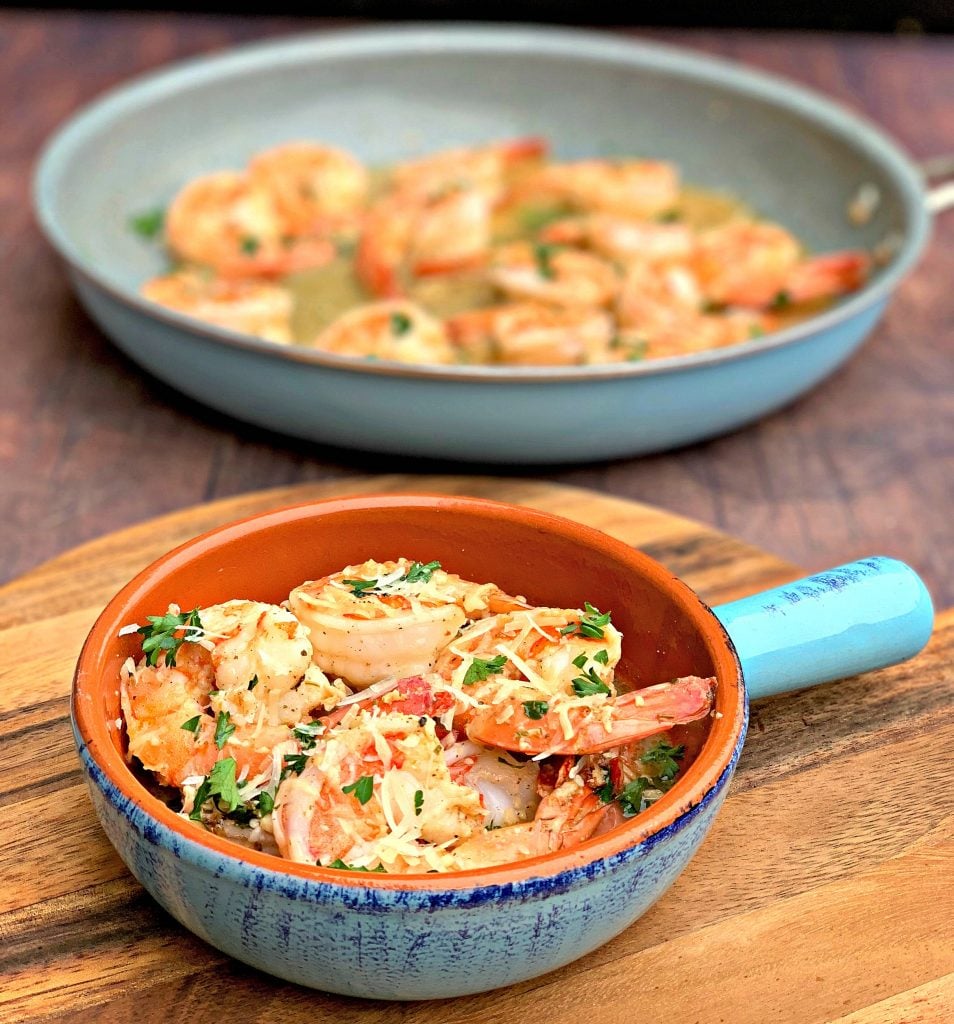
[141,270,293,343]
[541,215,695,265]
[310,301,456,365]
[489,242,619,309]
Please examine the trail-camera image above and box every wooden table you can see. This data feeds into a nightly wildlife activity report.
[2,11,952,608]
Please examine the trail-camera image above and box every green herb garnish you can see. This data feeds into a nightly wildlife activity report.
[129,207,165,240]
[560,603,612,640]
[414,790,424,816]
[293,721,324,748]
[463,654,509,686]
[595,780,616,804]
[240,235,261,256]
[571,667,611,698]
[138,608,204,667]
[533,242,558,280]
[342,775,374,805]
[343,577,379,596]
[571,653,588,669]
[593,649,610,665]
[188,757,240,821]
[248,675,259,690]
[771,289,792,311]
[641,740,685,783]
[213,710,236,750]
[390,311,413,336]
[655,209,682,223]
[256,791,274,815]
[519,204,569,234]
[281,752,308,780]
[403,560,441,583]
[618,778,648,818]
[181,715,202,734]
[328,859,387,873]
[522,700,549,720]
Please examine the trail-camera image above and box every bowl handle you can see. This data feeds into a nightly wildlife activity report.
[711,556,934,701]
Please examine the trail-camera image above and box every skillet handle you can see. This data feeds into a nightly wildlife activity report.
[711,557,934,701]
[921,155,954,213]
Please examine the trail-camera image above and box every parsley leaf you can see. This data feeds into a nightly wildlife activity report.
[129,207,164,240]
[256,791,275,815]
[559,602,612,639]
[188,757,240,821]
[571,667,611,697]
[181,715,202,734]
[328,859,387,873]
[593,649,610,665]
[403,560,441,583]
[771,289,792,311]
[641,740,685,783]
[571,652,588,669]
[342,775,374,805]
[293,721,324,749]
[281,752,308,780]
[390,311,413,336]
[533,242,558,280]
[138,608,204,667]
[213,710,236,750]
[595,780,615,804]
[343,577,379,596]
[240,235,261,255]
[655,209,682,223]
[463,654,508,686]
[618,778,648,818]
[414,789,424,816]
[522,700,549,720]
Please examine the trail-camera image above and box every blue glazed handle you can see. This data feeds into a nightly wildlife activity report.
[712,556,934,700]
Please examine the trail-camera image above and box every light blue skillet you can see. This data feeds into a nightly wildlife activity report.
[34,25,954,462]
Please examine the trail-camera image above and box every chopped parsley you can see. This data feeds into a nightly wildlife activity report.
[240,235,261,256]
[641,740,685,783]
[343,577,379,596]
[293,721,324,748]
[559,602,612,640]
[256,791,274,815]
[625,340,649,362]
[281,752,308,780]
[522,700,549,720]
[771,289,792,311]
[138,608,204,667]
[180,715,202,734]
[213,710,236,750]
[533,242,558,280]
[655,209,682,223]
[463,654,508,686]
[595,780,616,804]
[519,204,569,234]
[593,649,610,665]
[390,311,413,336]
[618,778,649,818]
[189,757,240,821]
[571,667,611,698]
[571,652,588,669]
[342,775,374,805]
[414,789,424,816]
[329,859,387,873]
[403,560,441,583]
[129,207,165,240]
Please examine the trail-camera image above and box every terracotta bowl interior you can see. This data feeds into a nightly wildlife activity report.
[74,495,743,885]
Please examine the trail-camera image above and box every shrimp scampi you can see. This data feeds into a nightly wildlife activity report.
[120,558,719,872]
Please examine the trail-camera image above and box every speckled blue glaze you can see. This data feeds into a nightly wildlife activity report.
[75,724,745,999]
[35,25,931,463]
[713,556,935,700]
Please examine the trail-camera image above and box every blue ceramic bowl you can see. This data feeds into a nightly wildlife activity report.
[35,25,931,464]
[71,495,933,998]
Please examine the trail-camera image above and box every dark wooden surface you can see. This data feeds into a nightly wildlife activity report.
[2,11,952,605]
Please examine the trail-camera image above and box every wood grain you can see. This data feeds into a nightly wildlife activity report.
[0,11,952,611]
[0,479,950,1023]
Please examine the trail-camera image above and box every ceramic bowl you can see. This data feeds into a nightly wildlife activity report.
[36,25,933,463]
[71,495,933,998]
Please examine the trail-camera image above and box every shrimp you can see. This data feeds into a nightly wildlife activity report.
[541,215,695,265]
[310,301,457,365]
[433,606,623,724]
[783,250,871,305]
[141,270,293,343]
[164,171,336,278]
[388,137,547,204]
[489,242,619,309]
[691,221,802,308]
[466,675,716,755]
[272,711,485,871]
[447,303,615,366]
[512,159,680,220]
[355,189,492,298]
[287,559,523,690]
[449,774,607,870]
[120,600,315,788]
[248,142,369,238]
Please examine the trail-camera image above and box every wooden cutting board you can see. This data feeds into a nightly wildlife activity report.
[1,477,951,1024]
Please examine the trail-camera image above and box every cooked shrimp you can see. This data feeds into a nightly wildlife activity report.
[310,300,456,364]
[389,136,547,203]
[446,302,615,366]
[541,215,695,265]
[120,601,319,788]
[272,711,485,871]
[466,675,716,755]
[692,221,802,308]
[433,606,623,723]
[489,242,619,309]
[141,270,293,343]
[288,559,521,689]
[356,189,492,298]
[164,171,335,277]
[783,250,870,305]
[450,774,606,870]
[513,159,680,219]
[248,142,369,237]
